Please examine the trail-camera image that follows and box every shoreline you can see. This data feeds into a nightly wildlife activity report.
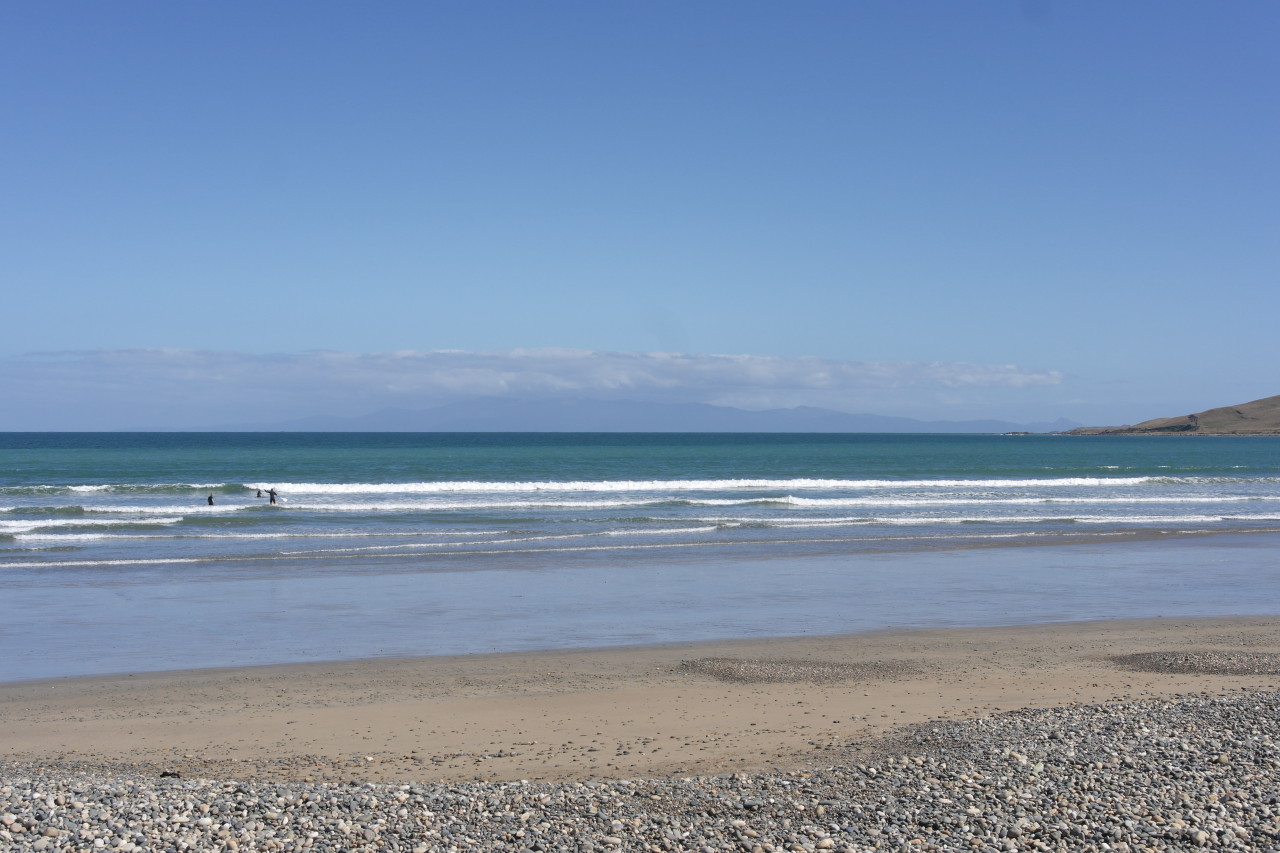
[5,614,1279,786]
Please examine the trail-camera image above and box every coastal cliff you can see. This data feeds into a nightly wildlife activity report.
[1067,393,1280,435]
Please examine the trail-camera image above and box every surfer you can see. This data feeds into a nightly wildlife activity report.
[267,488,278,505]
[207,494,215,505]
[256,489,263,498]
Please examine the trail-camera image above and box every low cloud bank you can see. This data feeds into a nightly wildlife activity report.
[2,347,1064,430]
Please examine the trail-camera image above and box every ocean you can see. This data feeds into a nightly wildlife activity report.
[4,432,1280,682]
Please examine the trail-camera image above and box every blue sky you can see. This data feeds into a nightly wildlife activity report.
[2,2,1277,430]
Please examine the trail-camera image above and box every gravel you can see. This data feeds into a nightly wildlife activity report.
[1112,651,1280,676]
[5,690,1280,852]
[679,658,927,684]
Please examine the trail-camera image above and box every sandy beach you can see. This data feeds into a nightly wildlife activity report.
[5,615,1279,785]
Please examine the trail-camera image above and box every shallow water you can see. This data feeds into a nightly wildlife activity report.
[4,532,1279,682]
[3,432,1279,681]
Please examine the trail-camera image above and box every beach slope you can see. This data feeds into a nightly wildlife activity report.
[4,616,1279,785]
[5,616,1280,851]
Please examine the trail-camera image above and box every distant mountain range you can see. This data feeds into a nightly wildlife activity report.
[1066,394,1280,435]
[212,397,1080,433]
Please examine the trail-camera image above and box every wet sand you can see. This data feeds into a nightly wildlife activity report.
[4,616,1280,785]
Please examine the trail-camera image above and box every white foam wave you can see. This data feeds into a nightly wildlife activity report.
[286,498,659,512]
[12,529,508,543]
[766,495,1280,508]
[13,474,1274,500]
[56,504,266,516]
[870,513,1280,526]
[293,493,1280,513]
[280,525,718,556]
[279,530,732,558]
[0,557,204,569]
[266,493,1277,513]
[18,489,1279,518]
[693,512,1280,528]
[259,531,1068,561]
[42,499,661,514]
[64,483,226,492]
[1075,513,1280,525]
[250,476,1176,495]
[0,516,185,533]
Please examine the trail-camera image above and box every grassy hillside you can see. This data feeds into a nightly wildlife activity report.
[1067,394,1280,435]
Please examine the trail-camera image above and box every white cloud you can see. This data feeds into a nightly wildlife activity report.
[0,347,1064,429]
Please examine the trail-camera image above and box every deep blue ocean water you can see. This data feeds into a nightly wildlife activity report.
[3,432,1280,681]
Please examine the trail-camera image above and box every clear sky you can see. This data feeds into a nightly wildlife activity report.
[2,1,1277,430]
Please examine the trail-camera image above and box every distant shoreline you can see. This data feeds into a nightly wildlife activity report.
[1063,430,1280,436]
[1064,393,1280,436]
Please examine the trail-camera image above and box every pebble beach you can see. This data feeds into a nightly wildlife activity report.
[4,690,1279,852]
[5,617,1280,851]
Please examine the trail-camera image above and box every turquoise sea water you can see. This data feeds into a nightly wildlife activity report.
[3,432,1280,681]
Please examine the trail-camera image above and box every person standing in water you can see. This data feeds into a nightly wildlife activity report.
[207,494,215,505]
[267,488,278,505]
